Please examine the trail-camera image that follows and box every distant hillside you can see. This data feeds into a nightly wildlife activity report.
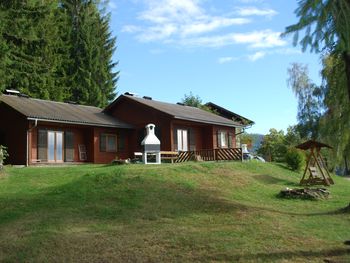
[242,133,264,153]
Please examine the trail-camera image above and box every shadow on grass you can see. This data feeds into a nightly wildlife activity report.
[253,174,300,187]
[201,247,350,262]
[0,170,248,227]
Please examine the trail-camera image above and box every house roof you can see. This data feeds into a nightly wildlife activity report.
[0,94,132,128]
[205,102,254,126]
[296,140,333,150]
[105,94,244,127]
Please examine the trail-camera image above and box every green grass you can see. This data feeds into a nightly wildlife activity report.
[0,162,349,262]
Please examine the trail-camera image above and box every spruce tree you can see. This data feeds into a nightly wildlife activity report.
[0,0,60,99]
[62,0,118,107]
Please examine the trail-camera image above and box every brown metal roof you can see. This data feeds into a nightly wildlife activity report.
[0,95,132,128]
[107,95,243,127]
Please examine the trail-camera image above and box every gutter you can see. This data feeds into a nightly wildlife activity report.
[26,117,133,129]
[173,116,243,128]
[235,123,253,136]
[26,119,38,166]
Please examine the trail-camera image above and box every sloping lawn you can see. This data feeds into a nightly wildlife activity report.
[0,162,349,262]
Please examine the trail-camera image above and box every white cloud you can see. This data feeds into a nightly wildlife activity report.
[138,24,178,42]
[274,48,302,55]
[124,0,254,44]
[122,0,286,50]
[181,30,287,48]
[236,7,277,17]
[238,0,265,3]
[122,25,142,33]
[182,17,250,36]
[248,51,266,61]
[218,57,235,64]
[108,1,117,10]
[139,0,203,24]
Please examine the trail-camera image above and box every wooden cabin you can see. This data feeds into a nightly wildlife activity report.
[0,93,253,165]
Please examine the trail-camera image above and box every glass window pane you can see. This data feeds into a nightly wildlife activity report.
[56,132,63,161]
[38,130,47,160]
[220,131,227,148]
[107,135,116,152]
[100,134,106,152]
[117,132,125,151]
[65,132,74,162]
[48,132,55,161]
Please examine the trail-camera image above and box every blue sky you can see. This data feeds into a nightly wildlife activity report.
[106,0,322,134]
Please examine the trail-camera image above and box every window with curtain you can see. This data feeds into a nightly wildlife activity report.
[218,130,228,148]
[100,134,117,152]
[65,131,74,162]
[38,129,48,161]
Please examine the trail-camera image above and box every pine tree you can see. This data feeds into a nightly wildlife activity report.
[0,8,9,94]
[0,0,60,99]
[62,0,118,107]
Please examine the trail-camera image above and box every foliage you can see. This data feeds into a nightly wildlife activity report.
[0,145,8,169]
[287,63,324,139]
[0,0,118,107]
[319,54,350,169]
[284,126,302,146]
[240,133,253,148]
[1,163,349,262]
[285,147,305,171]
[257,129,287,162]
[284,0,350,101]
[181,92,214,112]
[238,133,264,153]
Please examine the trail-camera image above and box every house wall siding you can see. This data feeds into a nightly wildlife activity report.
[28,123,129,165]
[108,98,172,153]
[212,125,236,149]
[0,103,27,165]
[92,127,130,164]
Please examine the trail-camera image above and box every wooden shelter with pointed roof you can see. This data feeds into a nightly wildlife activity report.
[296,140,334,186]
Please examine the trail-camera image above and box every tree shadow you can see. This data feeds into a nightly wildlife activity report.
[253,174,300,187]
[0,171,248,227]
[199,247,350,262]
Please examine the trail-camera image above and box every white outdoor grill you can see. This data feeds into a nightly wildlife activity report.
[141,124,161,164]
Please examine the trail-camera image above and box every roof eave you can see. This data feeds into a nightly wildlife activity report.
[173,116,242,128]
[27,117,133,129]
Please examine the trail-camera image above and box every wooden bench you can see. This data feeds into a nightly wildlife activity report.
[160,151,178,163]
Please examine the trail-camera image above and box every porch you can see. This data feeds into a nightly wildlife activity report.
[175,148,243,162]
[28,122,129,165]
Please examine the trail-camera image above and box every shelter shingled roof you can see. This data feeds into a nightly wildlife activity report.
[296,140,333,150]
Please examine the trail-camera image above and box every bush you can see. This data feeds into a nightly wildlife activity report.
[285,148,305,171]
[0,145,9,169]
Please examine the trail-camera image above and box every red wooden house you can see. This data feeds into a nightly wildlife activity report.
[0,92,252,165]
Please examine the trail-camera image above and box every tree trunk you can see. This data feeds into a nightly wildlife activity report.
[343,52,350,101]
[345,155,349,175]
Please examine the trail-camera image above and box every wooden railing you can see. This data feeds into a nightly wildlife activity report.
[175,148,243,163]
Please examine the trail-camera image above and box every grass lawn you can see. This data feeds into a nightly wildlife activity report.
[0,161,349,262]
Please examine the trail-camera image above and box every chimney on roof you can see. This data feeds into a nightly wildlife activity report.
[143,96,152,100]
[4,89,20,96]
[64,100,78,105]
[124,92,137,96]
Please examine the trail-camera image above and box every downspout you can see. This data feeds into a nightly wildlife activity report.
[26,119,38,166]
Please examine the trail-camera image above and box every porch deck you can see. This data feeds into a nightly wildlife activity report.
[175,148,243,163]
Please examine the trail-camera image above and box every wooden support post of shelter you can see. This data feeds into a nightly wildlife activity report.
[296,140,334,186]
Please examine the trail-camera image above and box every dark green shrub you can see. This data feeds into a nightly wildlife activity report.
[285,148,305,171]
[0,145,8,169]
